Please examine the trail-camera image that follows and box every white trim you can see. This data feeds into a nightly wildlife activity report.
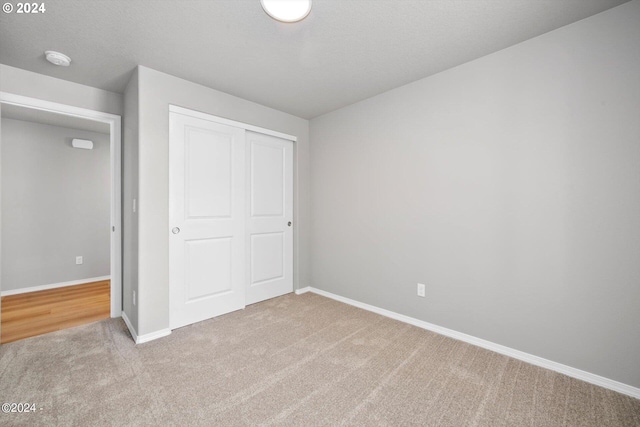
[0,93,121,123]
[1,276,111,296]
[295,286,311,295]
[169,105,297,142]
[0,92,123,318]
[306,287,640,399]
[121,311,171,344]
[121,311,138,343]
[137,328,171,344]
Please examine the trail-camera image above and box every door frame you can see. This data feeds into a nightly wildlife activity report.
[169,105,297,142]
[0,92,123,318]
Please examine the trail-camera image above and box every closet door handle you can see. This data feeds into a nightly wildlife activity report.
[288,221,292,227]
[172,227,181,234]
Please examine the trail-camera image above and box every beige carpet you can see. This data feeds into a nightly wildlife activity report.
[1,292,638,426]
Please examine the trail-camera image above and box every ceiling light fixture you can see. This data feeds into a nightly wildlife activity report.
[45,50,71,66]
[260,0,312,23]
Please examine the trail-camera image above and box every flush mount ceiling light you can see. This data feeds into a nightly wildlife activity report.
[261,0,312,23]
[45,50,71,66]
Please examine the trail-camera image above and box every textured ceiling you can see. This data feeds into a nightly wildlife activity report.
[0,0,630,119]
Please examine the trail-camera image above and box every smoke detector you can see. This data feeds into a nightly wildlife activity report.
[45,51,71,66]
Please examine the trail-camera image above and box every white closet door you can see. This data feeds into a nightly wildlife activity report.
[246,131,293,305]
[169,112,246,329]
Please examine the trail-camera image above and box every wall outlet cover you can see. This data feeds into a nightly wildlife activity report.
[417,283,426,297]
[75,256,83,265]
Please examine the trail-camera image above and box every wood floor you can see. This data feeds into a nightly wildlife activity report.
[1,280,110,344]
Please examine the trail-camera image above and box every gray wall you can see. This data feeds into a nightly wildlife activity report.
[0,64,123,312]
[0,64,123,116]
[310,0,640,388]
[135,66,310,336]
[1,118,110,291]
[123,69,139,331]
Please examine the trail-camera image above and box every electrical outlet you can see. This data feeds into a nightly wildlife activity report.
[417,283,426,297]
[76,256,83,265]
[133,290,136,306]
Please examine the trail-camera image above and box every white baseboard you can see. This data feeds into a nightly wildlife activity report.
[295,286,311,295]
[137,328,171,344]
[121,311,138,342]
[304,287,640,400]
[1,276,111,297]
[121,311,171,344]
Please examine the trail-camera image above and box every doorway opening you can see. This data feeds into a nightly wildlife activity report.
[0,93,122,343]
